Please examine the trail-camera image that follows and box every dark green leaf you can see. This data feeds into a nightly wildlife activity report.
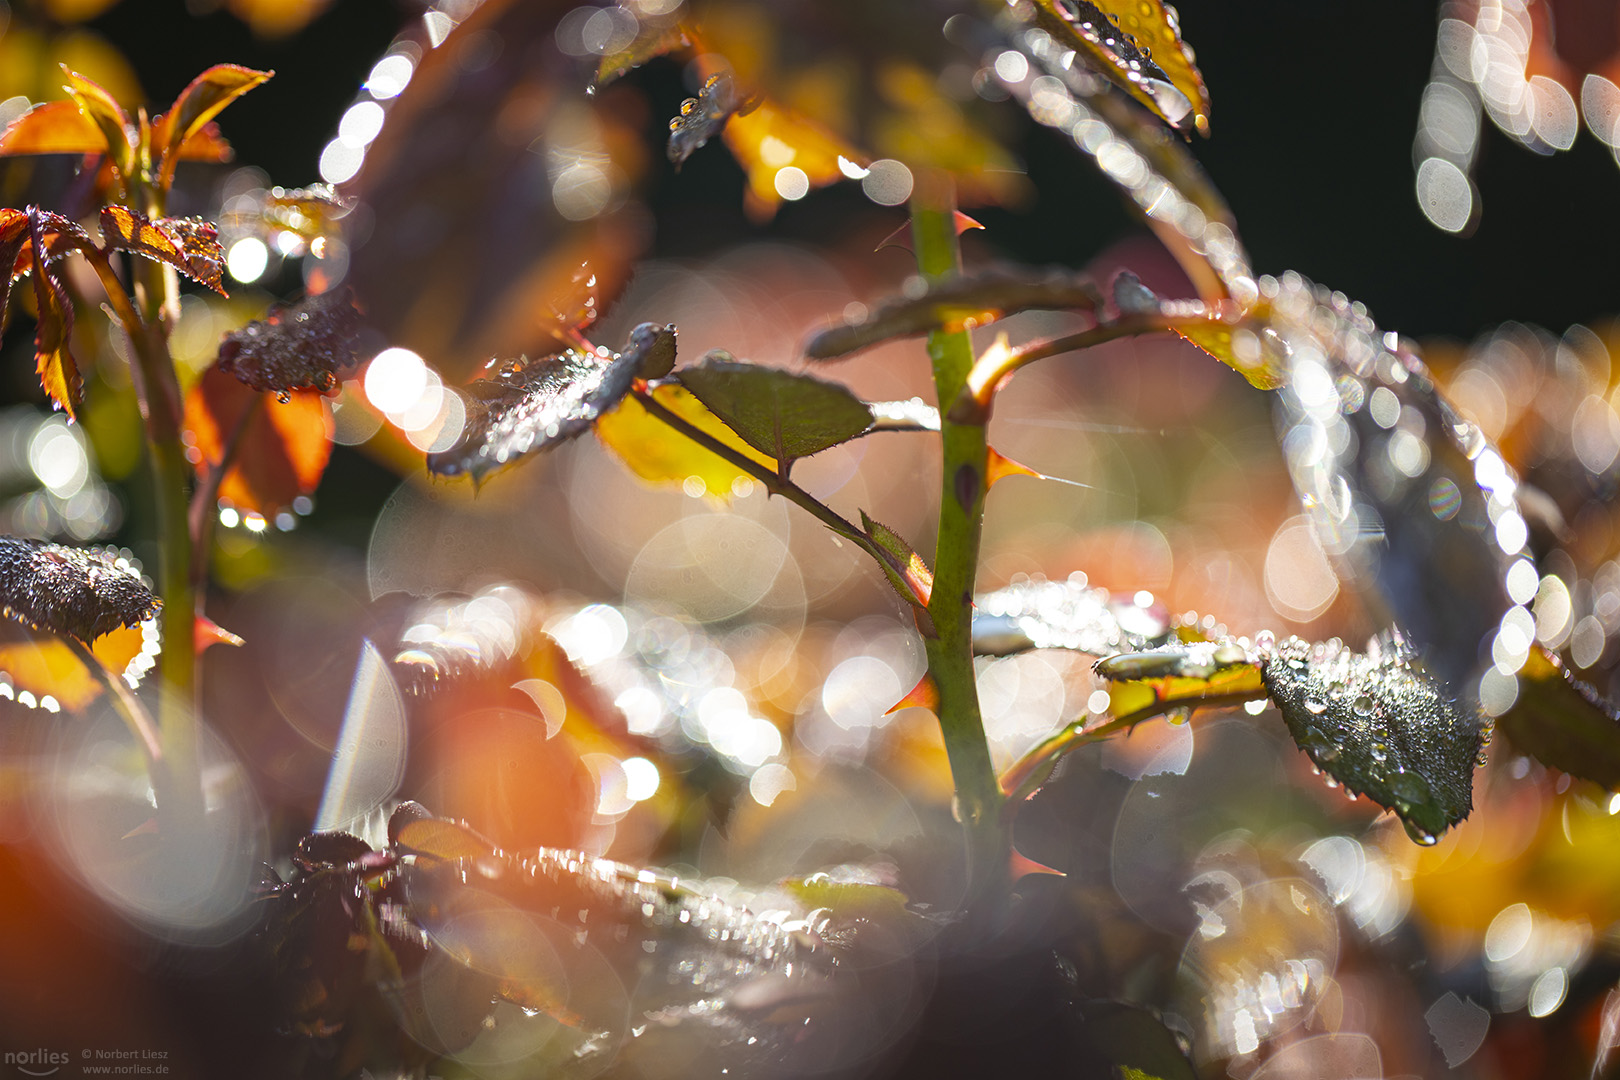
[427,322,677,481]
[1496,647,1620,789]
[1072,1000,1196,1080]
[805,267,1101,361]
[215,287,363,395]
[677,353,873,467]
[0,536,161,644]
[860,510,932,609]
[1261,634,1482,844]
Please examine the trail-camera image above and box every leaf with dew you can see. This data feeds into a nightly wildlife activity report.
[0,537,160,645]
[427,323,676,482]
[26,210,83,419]
[215,288,364,395]
[150,64,272,188]
[972,573,1165,657]
[1028,0,1203,134]
[1260,634,1482,844]
[1096,640,1266,720]
[99,206,227,295]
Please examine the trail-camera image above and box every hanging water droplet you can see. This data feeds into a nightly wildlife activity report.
[1402,818,1438,845]
[1305,698,1329,715]
[1369,742,1388,763]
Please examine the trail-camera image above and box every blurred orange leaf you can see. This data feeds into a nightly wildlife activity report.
[99,206,226,294]
[0,100,108,156]
[183,364,333,516]
[722,98,867,220]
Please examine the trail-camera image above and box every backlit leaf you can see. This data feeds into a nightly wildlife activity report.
[861,510,932,608]
[1030,0,1201,133]
[722,96,867,220]
[0,209,26,335]
[150,64,272,187]
[60,65,134,184]
[973,573,1164,657]
[27,209,82,419]
[98,206,226,294]
[594,381,772,496]
[1170,297,1288,390]
[184,364,333,515]
[214,288,363,395]
[595,9,689,86]
[0,100,109,156]
[1496,647,1620,789]
[805,267,1100,361]
[677,353,872,468]
[1260,634,1483,844]
[0,536,159,644]
[1096,640,1265,719]
[427,323,677,482]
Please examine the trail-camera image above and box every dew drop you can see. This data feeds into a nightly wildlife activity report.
[1305,698,1329,715]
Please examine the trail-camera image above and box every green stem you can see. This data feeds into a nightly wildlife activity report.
[90,234,198,820]
[910,178,1004,913]
[64,635,163,769]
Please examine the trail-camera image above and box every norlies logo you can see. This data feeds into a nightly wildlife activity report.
[3,1050,67,1077]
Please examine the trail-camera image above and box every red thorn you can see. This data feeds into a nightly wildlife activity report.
[195,613,245,653]
[121,817,160,840]
[887,673,940,715]
[874,220,912,254]
[986,446,1042,487]
[1009,845,1065,884]
[953,211,985,235]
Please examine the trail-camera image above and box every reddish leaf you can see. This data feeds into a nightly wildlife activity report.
[7,208,95,282]
[184,365,333,516]
[60,66,135,184]
[176,120,235,162]
[27,210,82,419]
[668,71,755,167]
[99,206,226,294]
[0,209,27,337]
[151,64,272,187]
[215,289,363,395]
[0,101,109,157]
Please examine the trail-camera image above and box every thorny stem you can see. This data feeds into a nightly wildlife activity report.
[630,388,886,564]
[952,312,1177,424]
[910,176,1004,916]
[89,214,200,822]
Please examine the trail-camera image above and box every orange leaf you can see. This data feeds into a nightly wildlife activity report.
[151,64,272,188]
[99,206,226,294]
[27,209,82,419]
[59,66,134,184]
[175,120,235,163]
[0,101,108,156]
[0,624,100,713]
[0,209,27,339]
[184,365,333,516]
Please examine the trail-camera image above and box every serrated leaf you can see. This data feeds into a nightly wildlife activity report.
[184,364,333,516]
[150,64,272,187]
[1268,272,1520,695]
[1169,299,1288,390]
[677,353,872,468]
[595,381,773,495]
[1261,635,1482,844]
[427,323,676,482]
[861,510,932,608]
[60,66,134,185]
[0,209,27,337]
[27,209,82,420]
[974,574,1164,657]
[806,267,1100,361]
[215,288,363,395]
[1496,647,1620,790]
[99,206,226,295]
[1030,0,1201,133]
[0,537,159,644]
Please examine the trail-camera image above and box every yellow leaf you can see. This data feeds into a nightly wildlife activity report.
[722,99,866,221]
[594,383,772,498]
